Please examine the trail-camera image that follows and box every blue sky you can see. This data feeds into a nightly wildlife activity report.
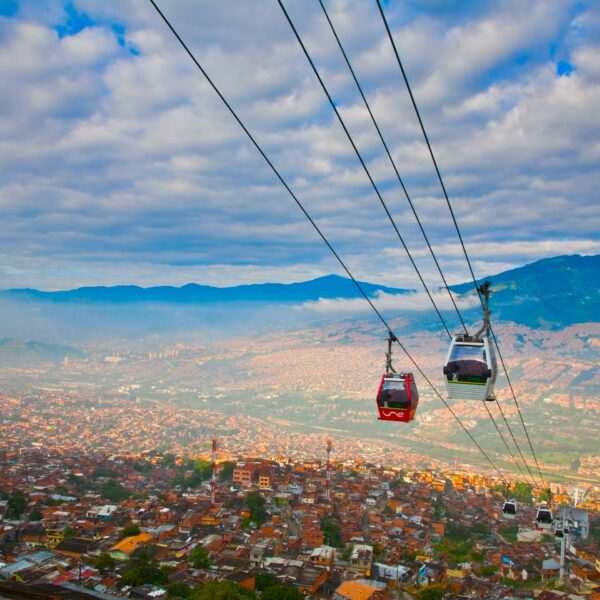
[0,0,598,290]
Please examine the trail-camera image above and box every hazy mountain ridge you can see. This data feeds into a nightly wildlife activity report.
[1,274,408,304]
[0,254,597,340]
[0,337,84,365]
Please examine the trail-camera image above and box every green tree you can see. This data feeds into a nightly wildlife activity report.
[320,517,343,548]
[261,585,304,600]
[167,582,192,598]
[255,572,278,591]
[340,544,353,561]
[120,544,168,587]
[96,552,116,574]
[191,580,255,600]
[189,545,212,569]
[99,479,129,502]
[219,461,236,481]
[194,459,213,480]
[63,526,75,539]
[121,524,141,538]
[163,453,177,468]
[7,491,27,518]
[29,507,43,521]
[418,586,446,600]
[245,491,267,526]
[511,482,533,504]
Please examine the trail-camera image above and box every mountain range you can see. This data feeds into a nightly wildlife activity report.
[0,254,598,331]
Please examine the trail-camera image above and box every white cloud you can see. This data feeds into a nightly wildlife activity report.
[301,289,480,314]
[0,0,597,291]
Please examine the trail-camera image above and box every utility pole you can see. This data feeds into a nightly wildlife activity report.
[211,436,217,508]
[325,439,332,503]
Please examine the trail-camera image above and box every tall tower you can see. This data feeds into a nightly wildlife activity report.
[325,439,332,502]
[211,436,217,507]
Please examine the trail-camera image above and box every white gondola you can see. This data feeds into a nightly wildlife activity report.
[536,502,553,530]
[502,499,517,519]
[444,282,497,402]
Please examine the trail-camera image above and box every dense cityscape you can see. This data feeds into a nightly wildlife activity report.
[0,441,599,600]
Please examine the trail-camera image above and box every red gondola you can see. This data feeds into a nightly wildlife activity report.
[375,333,419,423]
[376,372,418,422]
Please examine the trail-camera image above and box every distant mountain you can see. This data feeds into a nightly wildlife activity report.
[450,254,600,329]
[1,274,408,304]
[0,337,84,365]
[0,254,598,331]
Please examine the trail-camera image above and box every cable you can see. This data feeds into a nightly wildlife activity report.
[482,400,530,484]
[278,0,453,340]
[286,0,530,481]
[375,0,546,487]
[317,0,467,336]
[148,0,509,486]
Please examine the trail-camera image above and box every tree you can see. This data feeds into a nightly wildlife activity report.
[120,544,168,588]
[219,461,236,481]
[255,572,278,591]
[167,582,192,598]
[340,544,353,561]
[418,586,446,600]
[6,491,27,518]
[320,517,343,548]
[245,491,267,526]
[63,526,75,539]
[191,580,255,600]
[99,479,129,502]
[261,585,304,600]
[162,453,177,468]
[506,482,532,505]
[194,459,212,481]
[29,507,43,521]
[96,552,116,574]
[189,545,212,569]
[121,524,141,538]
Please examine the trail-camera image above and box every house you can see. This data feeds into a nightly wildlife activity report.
[110,532,153,560]
[309,545,335,566]
[333,580,387,600]
[349,544,373,574]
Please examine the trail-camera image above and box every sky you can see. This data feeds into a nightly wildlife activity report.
[0,0,598,291]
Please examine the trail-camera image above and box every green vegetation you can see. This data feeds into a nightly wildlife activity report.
[245,491,267,526]
[93,467,118,479]
[5,491,27,519]
[261,585,304,600]
[99,479,129,502]
[498,523,519,543]
[432,496,444,519]
[121,524,141,538]
[340,544,353,561]
[417,585,447,600]
[120,544,169,588]
[172,458,213,489]
[190,580,255,599]
[166,582,192,598]
[95,552,116,574]
[29,507,43,521]
[189,546,212,569]
[219,461,236,481]
[255,572,278,591]
[320,517,343,548]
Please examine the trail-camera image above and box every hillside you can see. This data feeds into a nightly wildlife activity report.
[0,338,84,366]
[450,254,600,329]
